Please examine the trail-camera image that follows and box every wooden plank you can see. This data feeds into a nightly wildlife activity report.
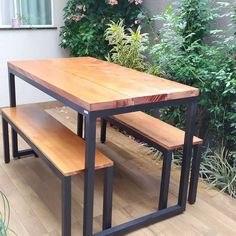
[2,107,113,176]
[112,112,202,150]
[8,60,132,111]
[8,57,199,111]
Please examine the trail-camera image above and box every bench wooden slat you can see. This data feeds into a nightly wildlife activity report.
[2,107,113,176]
[112,112,202,150]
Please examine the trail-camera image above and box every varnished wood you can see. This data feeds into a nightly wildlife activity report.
[1,107,113,176]
[112,111,202,150]
[0,106,235,236]
[8,57,199,111]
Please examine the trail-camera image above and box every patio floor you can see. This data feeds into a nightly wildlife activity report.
[0,103,235,236]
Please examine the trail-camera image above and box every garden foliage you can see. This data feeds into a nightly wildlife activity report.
[200,147,236,198]
[149,0,236,196]
[60,0,143,58]
[105,20,148,71]
[150,1,236,152]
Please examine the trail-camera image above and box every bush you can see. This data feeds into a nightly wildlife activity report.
[200,147,236,198]
[105,20,148,71]
[60,0,143,58]
[150,1,236,152]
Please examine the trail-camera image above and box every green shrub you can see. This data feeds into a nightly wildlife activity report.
[200,147,236,198]
[150,1,236,151]
[60,0,143,58]
[105,20,148,71]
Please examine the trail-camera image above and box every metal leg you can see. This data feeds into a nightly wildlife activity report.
[188,144,202,204]
[100,119,107,144]
[62,176,71,236]
[103,166,113,230]
[2,117,10,164]
[77,113,83,137]
[8,72,18,158]
[84,117,87,140]
[158,151,172,210]
[178,101,197,210]
[83,114,96,236]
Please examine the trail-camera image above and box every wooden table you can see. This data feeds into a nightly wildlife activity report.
[8,57,199,236]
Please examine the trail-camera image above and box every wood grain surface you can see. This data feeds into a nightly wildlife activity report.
[112,111,202,150]
[8,57,199,111]
[2,107,113,176]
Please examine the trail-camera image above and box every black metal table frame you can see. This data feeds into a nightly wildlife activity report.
[8,69,198,236]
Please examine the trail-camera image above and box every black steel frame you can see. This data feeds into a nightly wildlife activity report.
[2,113,72,236]
[2,112,113,236]
[188,144,202,204]
[8,72,37,159]
[7,68,198,236]
[100,114,202,207]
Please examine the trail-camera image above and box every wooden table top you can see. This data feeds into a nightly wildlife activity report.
[8,57,199,111]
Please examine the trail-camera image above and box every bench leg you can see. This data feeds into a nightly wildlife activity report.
[158,151,172,210]
[103,166,113,230]
[100,119,107,144]
[77,113,83,138]
[2,117,10,164]
[11,129,19,158]
[62,176,71,236]
[178,101,197,210]
[188,145,202,204]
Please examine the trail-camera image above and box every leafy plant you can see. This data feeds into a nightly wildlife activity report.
[178,0,214,47]
[60,0,143,58]
[0,191,16,236]
[200,147,236,198]
[150,1,236,152]
[105,20,148,71]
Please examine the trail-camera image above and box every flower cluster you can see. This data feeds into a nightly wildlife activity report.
[128,0,143,4]
[108,0,118,5]
[61,0,142,58]
[108,0,143,5]
[76,4,86,11]
[67,14,85,21]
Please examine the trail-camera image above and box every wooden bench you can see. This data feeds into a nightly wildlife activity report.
[100,111,203,208]
[1,107,114,236]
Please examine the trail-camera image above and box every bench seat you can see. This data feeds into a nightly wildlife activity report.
[101,111,203,207]
[112,111,202,150]
[2,107,113,176]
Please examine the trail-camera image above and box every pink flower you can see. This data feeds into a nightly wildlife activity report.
[129,0,143,4]
[76,4,83,10]
[68,14,84,22]
[108,0,118,5]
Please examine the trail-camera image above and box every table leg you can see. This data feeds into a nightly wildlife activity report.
[188,144,203,204]
[8,72,18,158]
[158,150,172,210]
[103,166,113,230]
[77,113,83,137]
[2,116,10,163]
[83,114,96,236]
[62,176,71,236]
[178,101,197,210]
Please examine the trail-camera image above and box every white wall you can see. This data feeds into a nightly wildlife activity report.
[0,0,68,107]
